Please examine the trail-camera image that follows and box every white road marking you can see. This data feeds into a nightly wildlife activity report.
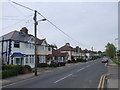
[77,68,85,72]
[54,74,73,83]
[86,65,90,68]
[105,63,107,67]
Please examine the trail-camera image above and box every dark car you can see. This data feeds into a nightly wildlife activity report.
[101,57,109,63]
[51,60,66,67]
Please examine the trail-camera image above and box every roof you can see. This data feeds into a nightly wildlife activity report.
[0,31,31,42]
[52,49,68,57]
[59,45,74,51]
[11,52,26,57]
[61,53,68,57]
[52,49,61,56]
[0,29,45,45]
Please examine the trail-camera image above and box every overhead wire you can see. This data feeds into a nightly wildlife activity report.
[37,10,89,47]
[8,1,27,16]
[8,0,34,11]
[1,15,33,30]
[8,0,89,48]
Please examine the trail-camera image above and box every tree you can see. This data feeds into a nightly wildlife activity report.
[98,51,102,53]
[105,43,116,58]
[50,44,57,49]
[117,50,120,56]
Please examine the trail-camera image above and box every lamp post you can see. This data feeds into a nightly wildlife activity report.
[33,10,47,76]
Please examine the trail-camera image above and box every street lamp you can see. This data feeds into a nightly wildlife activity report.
[34,10,47,76]
[38,19,47,22]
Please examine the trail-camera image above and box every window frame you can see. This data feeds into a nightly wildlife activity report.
[14,41,20,48]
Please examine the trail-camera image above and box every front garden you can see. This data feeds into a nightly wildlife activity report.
[1,64,32,79]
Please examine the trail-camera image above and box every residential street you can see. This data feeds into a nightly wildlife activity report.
[3,59,108,88]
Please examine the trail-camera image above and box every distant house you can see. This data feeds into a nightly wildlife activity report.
[0,27,52,68]
[82,49,91,60]
[72,46,82,60]
[59,43,82,61]
[52,49,68,62]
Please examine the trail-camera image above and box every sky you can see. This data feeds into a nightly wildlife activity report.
[0,0,118,51]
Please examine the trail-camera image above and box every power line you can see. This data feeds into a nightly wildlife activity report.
[8,0,34,11]
[1,15,32,30]
[8,1,27,16]
[0,18,31,20]
[37,12,88,47]
[8,0,89,48]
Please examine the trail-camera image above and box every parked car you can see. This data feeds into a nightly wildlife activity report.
[101,57,109,63]
[51,60,66,67]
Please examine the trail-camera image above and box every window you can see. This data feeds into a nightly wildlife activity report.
[16,58,20,64]
[40,45,45,50]
[39,56,46,63]
[28,44,34,49]
[30,55,32,63]
[14,41,20,48]
[48,47,51,51]
[32,56,34,63]
[25,43,28,48]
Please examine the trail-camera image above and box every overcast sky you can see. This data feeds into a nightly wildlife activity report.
[0,1,118,51]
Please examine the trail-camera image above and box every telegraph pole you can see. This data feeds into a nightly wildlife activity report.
[34,10,38,76]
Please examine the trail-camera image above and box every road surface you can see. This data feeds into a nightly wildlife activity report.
[3,59,108,88]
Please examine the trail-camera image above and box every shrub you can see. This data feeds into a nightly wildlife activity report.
[76,58,87,62]
[68,60,73,63]
[2,69,19,79]
[0,65,9,70]
[24,65,32,72]
[82,59,87,62]
[21,65,32,74]
[77,58,82,62]
[2,65,32,78]
[10,65,23,74]
[37,63,49,67]
[49,63,57,67]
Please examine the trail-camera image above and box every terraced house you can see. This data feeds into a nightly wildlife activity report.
[0,27,52,68]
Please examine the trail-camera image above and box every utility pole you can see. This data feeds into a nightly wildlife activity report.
[34,10,38,76]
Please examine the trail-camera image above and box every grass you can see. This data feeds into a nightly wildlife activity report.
[111,58,120,65]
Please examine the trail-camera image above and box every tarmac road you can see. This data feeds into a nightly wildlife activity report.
[3,59,108,88]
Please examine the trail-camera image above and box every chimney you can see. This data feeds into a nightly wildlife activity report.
[20,27,28,34]
[65,43,70,46]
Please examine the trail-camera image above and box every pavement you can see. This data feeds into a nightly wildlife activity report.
[107,59,120,89]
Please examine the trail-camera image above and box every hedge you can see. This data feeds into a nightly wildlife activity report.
[37,63,57,68]
[76,58,87,62]
[24,65,32,71]
[49,63,57,67]
[2,65,32,79]
[37,63,49,67]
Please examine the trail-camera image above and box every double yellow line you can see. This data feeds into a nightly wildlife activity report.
[98,74,107,90]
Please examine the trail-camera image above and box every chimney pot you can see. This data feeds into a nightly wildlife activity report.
[20,27,28,34]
